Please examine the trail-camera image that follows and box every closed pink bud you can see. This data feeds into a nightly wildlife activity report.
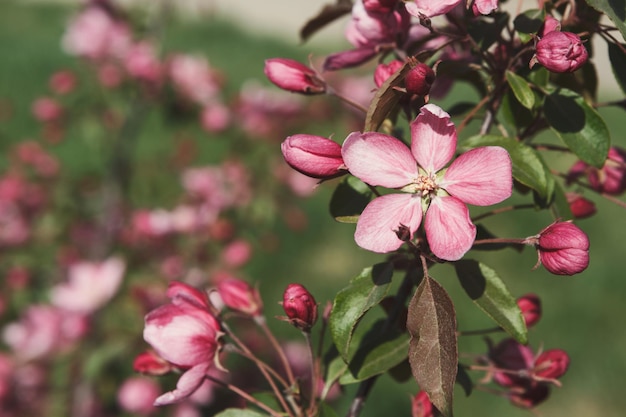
[534,31,588,73]
[411,390,434,417]
[405,63,435,96]
[374,60,404,87]
[534,349,570,380]
[566,193,596,219]
[217,279,262,317]
[264,58,326,94]
[536,221,589,275]
[517,293,541,328]
[282,283,318,332]
[589,147,626,195]
[281,134,345,179]
[508,383,550,409]
[540,15,561,36]
[133,350,173,375]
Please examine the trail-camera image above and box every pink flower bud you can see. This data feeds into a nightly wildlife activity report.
[31,97,63,122]
[411,390,434,417]
[364,0,399,13]
[566,193,596,219]
[536,221,589,275]
[508,383,550,409]
[374,59,404,87]
[489,338,534,388]
[281,134,345,179]
[577,147,626,195]
[264,58,326,94]
[133,350,173,375]
[534,349,570,380]
[49,70,77,95]
[540,15,561,36]
[282,283,318,332]
[405,62,435,96]
[517,293,541,328]
[533,31,588,73]
[217,279,262,317]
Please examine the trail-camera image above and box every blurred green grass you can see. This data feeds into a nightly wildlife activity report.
[1,1,626,416]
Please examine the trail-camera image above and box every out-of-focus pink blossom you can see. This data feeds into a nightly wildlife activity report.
[31,97,63,123]
[0,202,30,247]
[264,58,326,95]
[217,279,262,317]
[405,0,463,18]
[182,162,251,214]
[98,62,124,88]
[3,305,87,361]
[517,293,541,328]
[168,54,221,105]
[14,141,60,177]
[529,221,590,275]
[472,0,499,16]
[412,390,434,417]
[118,377,160,415]
[62,7,131,60]
[143,281,222,405]
[281,134,345,179]
[49,70,77,94]
[346,0,407,49]
[374,59,404,87]
[567,147,626,195]
[533,31,588,73]
[200,103,231,133]
[51,257,125,314]
[341,104,512,260]
[221,239,252,268]
[124,41,162,84]
[566,193,596,219]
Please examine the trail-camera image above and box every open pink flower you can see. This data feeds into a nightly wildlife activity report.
[341,104,512,260]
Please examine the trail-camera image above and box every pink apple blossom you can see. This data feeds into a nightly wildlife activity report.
[51,257,125,314]
[405,0,463,18]
[341,104,512,260]
[472,0,499,16]
[168,54,221,105]
[143,281,222,405]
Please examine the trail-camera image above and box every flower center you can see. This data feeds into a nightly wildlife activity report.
[400,173,438,197]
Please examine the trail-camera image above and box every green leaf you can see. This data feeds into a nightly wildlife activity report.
[456,364,473,396]
[585,0,626,41]
[608,42,626,95]
[364,62,411,132]
[330,263,394,360]
[544,88,610,167]
[407,276,457,417]
[454,260,527,344]
[344,319,410,381]
[513,8,545,43]
[214,409,268,417]
[329,176,372,223]
[462,135,552,199]
[318,402,339,417]
[506,71,535,109]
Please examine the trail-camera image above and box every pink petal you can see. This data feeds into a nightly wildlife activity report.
[342,131,417,188]
[439,146,512,206]
[425,196,476,261]
[167,281,210,310]
[355,193,422,253]
[411,104,457,173]
[154,363,210,406]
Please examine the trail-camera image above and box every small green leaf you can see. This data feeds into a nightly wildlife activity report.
[513,8,545,43]
[456,364,473,396]
[454,260,527,344]
[214,409,269,417]
[364,62,411,132]
[329,176,372,223]
[318,402,340,417]
[462,135,552,199]
[544,88,610,167]
[407,276,457,417]
[608,42,626,95]
[330,263,394,360]
[506,71,535,109]
[344,319,409,381]
[585,0,626,41]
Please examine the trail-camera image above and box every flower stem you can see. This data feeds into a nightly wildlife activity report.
[205,374,285,417]
[255,316,298,390]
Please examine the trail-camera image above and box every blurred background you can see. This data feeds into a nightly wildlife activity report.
[1,1,625,416]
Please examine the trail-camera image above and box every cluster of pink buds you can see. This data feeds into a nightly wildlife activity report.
[488,338,570,408]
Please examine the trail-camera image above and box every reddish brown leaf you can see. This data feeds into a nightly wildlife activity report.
[300,1,353,43]
[407,276,458,417]
[364,62,410,132]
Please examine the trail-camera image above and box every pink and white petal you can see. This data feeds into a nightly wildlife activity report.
[167,281,210,309]
[439,146,512,206]
[425,196,476,261]
[355,194,422,253]
[153,363,210,406]
[411,104,457,173]
[342,132,417,188]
